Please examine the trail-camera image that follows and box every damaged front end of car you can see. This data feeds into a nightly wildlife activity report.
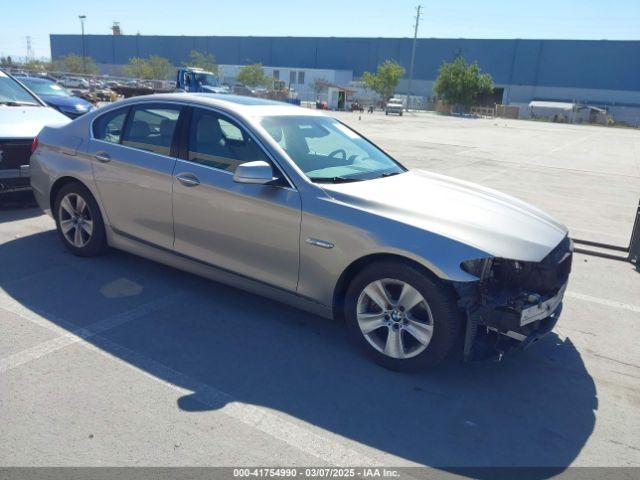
[454,236,573,361]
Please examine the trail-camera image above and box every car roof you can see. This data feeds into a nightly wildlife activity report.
[110,93,325,118]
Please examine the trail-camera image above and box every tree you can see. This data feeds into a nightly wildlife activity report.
[122,57,146,78]
[433,56,494,112]
[123,55,174,80]
[183,50,218,75]
[22,59,52,72]
[312,77,330,100]
[362,60,405,104]
[52,54,99,74]
[237,63,270,88]
[145,55,174,80]
[0,56,14,67]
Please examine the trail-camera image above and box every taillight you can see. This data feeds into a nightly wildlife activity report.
[31,136,39,154]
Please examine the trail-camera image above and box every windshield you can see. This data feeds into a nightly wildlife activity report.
[0,71,40,105]
[21,78,70,97]
[194,73,219,87]
[260,115,405,182]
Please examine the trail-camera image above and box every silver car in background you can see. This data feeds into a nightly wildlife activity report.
[30,94,572,371]
[385,98,404,116]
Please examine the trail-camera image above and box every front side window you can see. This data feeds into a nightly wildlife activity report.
[260,115,405,183]
[93,108,128,144]
[122,105,182,156]
[0,71,40,105]
[194,73,218,87]
[188,108,269,173]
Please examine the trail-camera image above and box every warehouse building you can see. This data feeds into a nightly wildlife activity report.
[50,35,640,123]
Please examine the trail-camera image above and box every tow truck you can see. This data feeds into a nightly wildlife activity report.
[111,67,228,98]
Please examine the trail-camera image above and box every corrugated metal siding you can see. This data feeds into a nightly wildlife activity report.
[49,35,640,92]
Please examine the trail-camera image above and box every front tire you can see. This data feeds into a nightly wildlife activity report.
[54,182,108,257]
[344,261,462,372]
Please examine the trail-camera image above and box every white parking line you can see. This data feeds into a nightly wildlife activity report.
[84,335,381,467]
[0,291,380,466]
[0,292,190,374]
[566,291,640,314]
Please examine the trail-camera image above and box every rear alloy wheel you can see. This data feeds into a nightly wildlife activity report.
[54,183,107,257]
[345,261,462,371]
[59,193,94,248]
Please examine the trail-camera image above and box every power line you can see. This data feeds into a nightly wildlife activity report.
[406,5,422,111]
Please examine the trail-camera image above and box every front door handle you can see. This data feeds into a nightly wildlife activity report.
[94,152,111,163]
[176,173,200,187]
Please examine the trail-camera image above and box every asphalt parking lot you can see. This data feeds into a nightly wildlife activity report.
[1,112,639,471]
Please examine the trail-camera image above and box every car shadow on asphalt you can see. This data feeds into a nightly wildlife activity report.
[1,231,597,478]
[0,192,39,219]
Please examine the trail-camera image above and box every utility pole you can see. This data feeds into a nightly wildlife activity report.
[406,5,422,111]
[79,15,87,73]
[25,36,34,61]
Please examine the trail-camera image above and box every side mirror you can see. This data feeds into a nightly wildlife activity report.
[233,161,276,185]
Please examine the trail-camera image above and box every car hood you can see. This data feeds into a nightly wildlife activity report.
[320,169,568,262]
[0,106,69,138]
[40,94,93,112]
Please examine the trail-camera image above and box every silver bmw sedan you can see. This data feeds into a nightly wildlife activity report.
[30,94,572,371]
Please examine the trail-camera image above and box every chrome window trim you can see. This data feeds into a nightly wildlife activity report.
[89,99,297,191]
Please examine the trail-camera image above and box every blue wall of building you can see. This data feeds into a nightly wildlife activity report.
[50,35,640,92]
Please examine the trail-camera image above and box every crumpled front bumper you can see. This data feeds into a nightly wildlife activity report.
[455,278,570,361]
[487,302,563,358]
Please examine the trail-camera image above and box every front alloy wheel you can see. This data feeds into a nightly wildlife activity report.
[357,279,434,359]
[345,261,462,371]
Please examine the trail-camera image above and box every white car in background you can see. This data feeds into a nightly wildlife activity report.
[0,69,69,193]
[60,77,90,89]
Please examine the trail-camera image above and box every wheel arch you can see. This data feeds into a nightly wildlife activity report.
[49,176,91,212]
[331,253,448,321]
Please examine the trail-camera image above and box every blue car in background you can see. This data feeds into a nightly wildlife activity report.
[16,76,95,118]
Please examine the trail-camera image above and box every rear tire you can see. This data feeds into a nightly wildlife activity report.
[344,260,462,372]
[54,182,108,257]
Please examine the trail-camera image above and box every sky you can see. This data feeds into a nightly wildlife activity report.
[1,0,638,60]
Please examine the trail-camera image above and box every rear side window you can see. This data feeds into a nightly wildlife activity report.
[121,105,182,156]
[187,108,269,172]
[93,108,128,144]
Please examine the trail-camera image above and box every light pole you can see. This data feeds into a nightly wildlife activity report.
[406,5,422,111]
[78,15,87,73]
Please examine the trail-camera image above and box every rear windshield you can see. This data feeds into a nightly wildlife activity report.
[0,71,40,105]
[21,78,70,97]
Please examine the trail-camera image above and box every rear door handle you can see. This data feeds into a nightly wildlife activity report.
[176,173,200,187]
[94,152,111,163]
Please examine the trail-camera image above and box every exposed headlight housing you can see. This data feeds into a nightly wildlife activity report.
[460,258,492,279]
